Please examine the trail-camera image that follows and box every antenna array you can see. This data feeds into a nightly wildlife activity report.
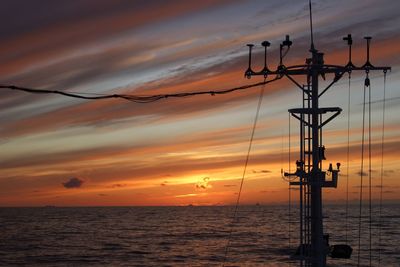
[244,15,390,267]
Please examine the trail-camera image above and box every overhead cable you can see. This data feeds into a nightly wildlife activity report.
[0,76,282,104]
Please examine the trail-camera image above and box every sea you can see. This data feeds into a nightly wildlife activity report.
[0,204,398,266]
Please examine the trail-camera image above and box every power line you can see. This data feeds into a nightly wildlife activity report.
[0,76,282,104]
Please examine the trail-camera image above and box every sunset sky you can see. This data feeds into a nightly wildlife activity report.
[0,0,399,206]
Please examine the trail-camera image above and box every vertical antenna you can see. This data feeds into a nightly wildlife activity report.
[309,0,315,51]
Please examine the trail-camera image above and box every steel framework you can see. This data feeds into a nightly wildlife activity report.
[244,33,390,267]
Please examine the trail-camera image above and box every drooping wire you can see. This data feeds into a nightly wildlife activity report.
[0,85,135,101]
[0,76,281,103]
[377,71,387,266]
[345,72,351,244]
[357,77,368,267]
[222,83,265,266]
[281,46,291,60]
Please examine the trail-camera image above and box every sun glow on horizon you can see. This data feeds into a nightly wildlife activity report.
[0,0,399,206]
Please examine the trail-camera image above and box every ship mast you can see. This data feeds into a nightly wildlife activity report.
[244,3,390,266]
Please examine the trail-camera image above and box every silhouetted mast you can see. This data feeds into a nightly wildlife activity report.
[244,1,390,266]
[308,0,315,52]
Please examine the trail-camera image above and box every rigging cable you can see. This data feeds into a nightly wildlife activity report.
[377,71,387,266]
[345,72,351,244]
[0,76,281,103]
[222,83,265,266]
[288,112,292,249]
[357,74,368,267]
[368,74,372,267]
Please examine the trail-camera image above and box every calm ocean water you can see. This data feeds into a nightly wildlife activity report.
[0,204,398,266]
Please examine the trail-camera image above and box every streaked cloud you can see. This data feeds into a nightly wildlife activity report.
[0,0,399,206]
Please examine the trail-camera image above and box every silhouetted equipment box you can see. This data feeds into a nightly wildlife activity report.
[329,244,353,259]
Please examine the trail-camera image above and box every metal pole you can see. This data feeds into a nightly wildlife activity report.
[310,51,324,267]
